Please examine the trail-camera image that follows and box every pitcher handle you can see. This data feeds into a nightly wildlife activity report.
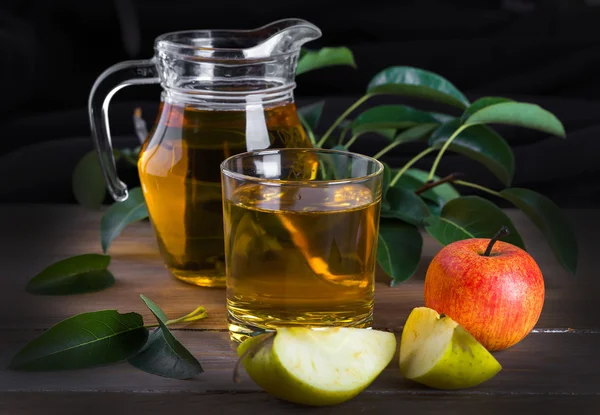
[88,59,159,202]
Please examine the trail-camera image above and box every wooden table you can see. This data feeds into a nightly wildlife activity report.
[0,205,598,414]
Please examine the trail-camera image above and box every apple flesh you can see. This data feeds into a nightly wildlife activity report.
[424,238,544,351]
[237,327,396,406]
[400,307,502,389]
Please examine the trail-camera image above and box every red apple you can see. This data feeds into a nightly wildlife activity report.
[424,228,544,351]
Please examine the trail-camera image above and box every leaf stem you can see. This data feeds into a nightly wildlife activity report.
[166,311,208,326]
[306,128,317,147]
[144,313,208,328]
[454,180,501,197]
[343,133,362,150]
[144,306,208,328]
[415,172,463,194]
[317,93,375,147]
[427,123,472,181]
[300,118,317,147]
[337,123,352,145]
[178,305,206,320]
[373,140,402,159]
[389,147,435,187]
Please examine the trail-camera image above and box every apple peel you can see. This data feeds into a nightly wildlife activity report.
[235,327,396,406]
[400,307,502,390]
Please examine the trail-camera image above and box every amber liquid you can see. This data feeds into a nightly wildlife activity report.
[138,100,310,287]
[224,183,380,342]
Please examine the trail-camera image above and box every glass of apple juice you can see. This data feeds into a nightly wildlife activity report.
[220,148,384,342]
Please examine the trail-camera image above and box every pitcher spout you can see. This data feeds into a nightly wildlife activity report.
[153,19,321,99]
[243,18,322,59]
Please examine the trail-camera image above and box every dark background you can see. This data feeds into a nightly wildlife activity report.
[1,0,599,206]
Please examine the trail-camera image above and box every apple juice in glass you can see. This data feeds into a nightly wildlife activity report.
[221,148,384,342]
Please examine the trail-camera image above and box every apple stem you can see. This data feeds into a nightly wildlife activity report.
[483,226,510,256]
[232,331,276,384]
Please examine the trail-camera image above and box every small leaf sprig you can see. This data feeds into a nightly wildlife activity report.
[26,254,114,295]
[8,295,207,380]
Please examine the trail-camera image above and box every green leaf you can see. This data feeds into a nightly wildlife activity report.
[377,219,423,286]
[461,97,514,122]
[25,254,114,295]
[425,200,442,216]
[500,188,578,275]
[298,101,325,133]
[392,168,460,206]
[371,129,397,140]
[139,294,168,323]
[429,119,515,186]
[345,128,400,144]
[391,123,440,144]
[367,66,470,109]
[72,150,110,209]
[352,105,449,136]
[128,295,203,379]
[465,102,566,137]
[381,187,430,227]
[425,196,525,248]
[101,187,149,253]
[425,216,472,243]
[8,310,148,371]
[296,47,356,75]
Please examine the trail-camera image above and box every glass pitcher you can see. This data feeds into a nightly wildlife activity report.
[88,19,321,288]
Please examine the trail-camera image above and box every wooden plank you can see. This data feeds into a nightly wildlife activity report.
[1,393,599,415]
[0,205,595,331]
[0,272,588,331]
[2,330,599,395]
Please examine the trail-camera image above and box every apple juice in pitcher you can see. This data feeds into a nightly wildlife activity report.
[138,101,309,286]
[88,19,321,287]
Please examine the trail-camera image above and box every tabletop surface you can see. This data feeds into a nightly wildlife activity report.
[0,204,598,414]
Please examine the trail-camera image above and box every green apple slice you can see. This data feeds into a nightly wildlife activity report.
[400,307,502,389]
[237,327,396,406]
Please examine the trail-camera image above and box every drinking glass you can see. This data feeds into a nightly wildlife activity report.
[220,148,384,342]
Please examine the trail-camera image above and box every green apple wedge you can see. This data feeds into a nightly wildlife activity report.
[400,307,502,389]
[235,327,396,406]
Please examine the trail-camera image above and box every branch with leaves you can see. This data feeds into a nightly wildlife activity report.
[9,294,207,379]
[299,66,577,286]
